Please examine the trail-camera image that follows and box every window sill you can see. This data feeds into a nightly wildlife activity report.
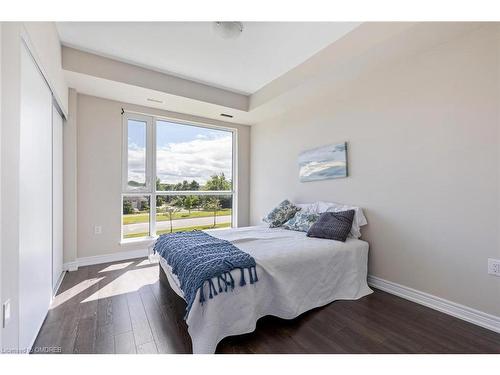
[120,236,157,246]
[119,225,235,246]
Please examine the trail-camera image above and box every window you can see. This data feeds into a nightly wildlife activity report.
[122,113,235,240]
[126,119,148,190]
[122,195,150,238]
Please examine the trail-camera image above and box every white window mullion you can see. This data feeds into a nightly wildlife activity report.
[231,129,238,228]
[150,117,157,236]
[121,114,129,192]
[144,114,153,192]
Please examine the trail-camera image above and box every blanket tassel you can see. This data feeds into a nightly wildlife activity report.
[199,267,257,304]
[239,268,246,286]
[217,275,223,293]
[221,273,227,292]
[227,272,235,290]
[249,266,254,284]
[208,279,218,299]
[199,282,205,304]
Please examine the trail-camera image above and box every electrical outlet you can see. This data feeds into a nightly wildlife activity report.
[3,299,11,328]
[488,258,500,277]
[94,225,102,235]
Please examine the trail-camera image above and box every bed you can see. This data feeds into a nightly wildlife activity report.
[155,224,372,354]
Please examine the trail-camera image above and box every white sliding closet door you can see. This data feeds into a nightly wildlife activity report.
[19,43,53,350]
[52,106,63,291]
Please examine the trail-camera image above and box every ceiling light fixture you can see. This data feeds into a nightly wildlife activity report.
[213,22,244,39]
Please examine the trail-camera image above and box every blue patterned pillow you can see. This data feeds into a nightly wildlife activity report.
[282,211,319,232]
[263,199,301,228]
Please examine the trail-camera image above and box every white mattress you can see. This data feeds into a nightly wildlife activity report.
[158,225,373,353]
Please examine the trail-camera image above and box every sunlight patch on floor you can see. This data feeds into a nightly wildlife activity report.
[81,267,158,302]
[137,258,156,267]
[98,261,134,272]
[51,277,104,309]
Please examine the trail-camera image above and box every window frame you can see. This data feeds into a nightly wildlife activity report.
[121,112,154,193]
[121,111,237,242]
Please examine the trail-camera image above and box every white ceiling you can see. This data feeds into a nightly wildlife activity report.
[56,22,360,95]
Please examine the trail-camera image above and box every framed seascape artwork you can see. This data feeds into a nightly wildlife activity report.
[298,142,348,182]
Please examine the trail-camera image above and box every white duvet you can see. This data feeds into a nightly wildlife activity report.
[158,225,373,353]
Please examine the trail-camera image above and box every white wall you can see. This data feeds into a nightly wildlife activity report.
[1,22,22,352]
[1,22,67,352]
[23,23,68,114]
[52,105,64,289]
[74,94,251,259]
[250,25,500,316]
[0,21,3,351]
[62,46,247,112]
[63,89,78,264]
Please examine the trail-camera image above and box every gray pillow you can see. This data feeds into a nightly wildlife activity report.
[263,199,301,228]
[306,210,355,242]
[282,211,319,232]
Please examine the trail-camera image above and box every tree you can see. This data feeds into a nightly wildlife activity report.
[140,199,149,212]
[128,180,146,188]
[162,183,174,191]
[203,197,222,227]
[183,195,199,215]
[156,195,165,207]
[161,203,181,233]
[204,173,231,191]
[172,196,185,210]
[189,180,200,191]
[123,200,133,214]
[181,180,190,190]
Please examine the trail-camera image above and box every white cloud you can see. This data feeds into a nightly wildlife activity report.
[127,143,146,182]
[127,136,232,185]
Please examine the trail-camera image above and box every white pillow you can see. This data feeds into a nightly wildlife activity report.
[316,201,367,239]
[295,202,319,214]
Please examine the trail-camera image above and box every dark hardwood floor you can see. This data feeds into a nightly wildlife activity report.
[32,257,500,354]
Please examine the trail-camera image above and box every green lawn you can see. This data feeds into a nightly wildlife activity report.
[123,208,232,225]
[123,222,231,239]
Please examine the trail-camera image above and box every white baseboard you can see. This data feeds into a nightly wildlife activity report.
[52,271,66,296]
[63,248,150,271]
[368,275,500,334]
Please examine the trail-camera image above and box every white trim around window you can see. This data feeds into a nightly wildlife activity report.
[121,112,237,242]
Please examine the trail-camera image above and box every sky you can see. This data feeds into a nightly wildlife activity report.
[127,120,233,185]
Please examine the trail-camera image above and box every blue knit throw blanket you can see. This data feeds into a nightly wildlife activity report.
[154,231,258,318]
